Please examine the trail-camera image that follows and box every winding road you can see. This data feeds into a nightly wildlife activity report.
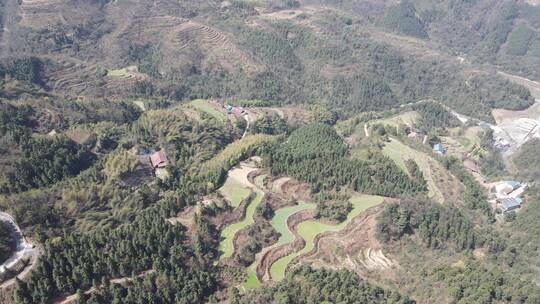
[0,212,39,289]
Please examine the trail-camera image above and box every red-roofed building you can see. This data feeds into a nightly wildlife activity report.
[150,150,168,168]
[231,107,245,119]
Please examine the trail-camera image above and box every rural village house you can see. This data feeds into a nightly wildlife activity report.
[150,150,168,169]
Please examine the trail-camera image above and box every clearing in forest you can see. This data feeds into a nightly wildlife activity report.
[190,100,226,122]
[106,66,144,78]
[382,138,444,203]
[371,111,420,129]
[440,126,483,157]
[269,194,384,281]
[219,178,251,208]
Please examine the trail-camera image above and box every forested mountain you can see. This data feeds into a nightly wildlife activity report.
[0,1,539,304]
[0,0,537,121]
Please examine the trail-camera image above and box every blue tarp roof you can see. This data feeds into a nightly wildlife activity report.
[500,198,522,209]
[433,143,445,152]
[507,181,520,189]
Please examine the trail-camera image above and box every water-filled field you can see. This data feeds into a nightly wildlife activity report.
[269,194,384,281]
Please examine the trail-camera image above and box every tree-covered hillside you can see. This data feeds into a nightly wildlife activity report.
[0,0,536,122]
[0,1,538,304]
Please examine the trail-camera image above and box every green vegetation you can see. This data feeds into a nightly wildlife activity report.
[512,138,540,181]
[220,190,263,259]
[382,139,438,202]
[314,192,352,222]
[271,202,314,246]
[514,186,540,238]
[0,102,35,142]
[384,0,427,38]
[235,220,278,266]
[106,67,134,77]
[377,197,475,251]
[242,201,315,290]
[434,257,540,304]
[270,194,383,281]
[219,179,251,208]
[268,124,425,196]
[240,266,413,304]
[371,111,419,129]
[197,134,276,193]
[474,129,507,179]
[15,206,217,304]
[0,57,43,84]
[505,24,536,56]
[190,99,226,122]
[251,115,287,135]
[414,102,461,132]
[1,1,539,303]
[1,136,95,194]
[441,156,493,220]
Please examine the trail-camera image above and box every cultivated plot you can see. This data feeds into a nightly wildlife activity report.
[269,194,384,281]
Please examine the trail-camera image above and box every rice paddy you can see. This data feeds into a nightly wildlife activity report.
[241,201,315,290]
[219,190,263,259]
[269,194,384,281]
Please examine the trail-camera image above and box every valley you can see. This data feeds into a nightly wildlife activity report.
[0,0,540,303]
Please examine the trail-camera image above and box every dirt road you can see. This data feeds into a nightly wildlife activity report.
[0,212,37,274]
[242,114,250,139]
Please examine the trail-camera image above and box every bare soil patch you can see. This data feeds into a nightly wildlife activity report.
[279,107,312,128]
[228,164,258,190]
[167,204,200,239]
[294,204,399,279]
[429,157,464,204]
[270,176,291,194]
[211,191,255,231]
[268,176,311,201]
[280,179,311,202]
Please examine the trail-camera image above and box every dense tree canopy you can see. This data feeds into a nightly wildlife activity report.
[1,136,95,194]
[267,124,426,196]
[239,266,414,304]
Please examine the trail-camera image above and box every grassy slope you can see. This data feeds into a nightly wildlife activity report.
[382,138,444,203]
[190,100,225,122]
[219,178,251,208]
[269,194,384,281]
[371,111,420,128]
[107,67,133,77]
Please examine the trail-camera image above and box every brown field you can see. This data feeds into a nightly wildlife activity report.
[290,204,398,277]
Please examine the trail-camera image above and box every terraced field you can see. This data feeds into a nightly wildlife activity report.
[219,178,251,208]
[219,190,263,259]
[217,162,386,289]
[169,20,260,73]
[269,194,384,281]
[242,202,315,290]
